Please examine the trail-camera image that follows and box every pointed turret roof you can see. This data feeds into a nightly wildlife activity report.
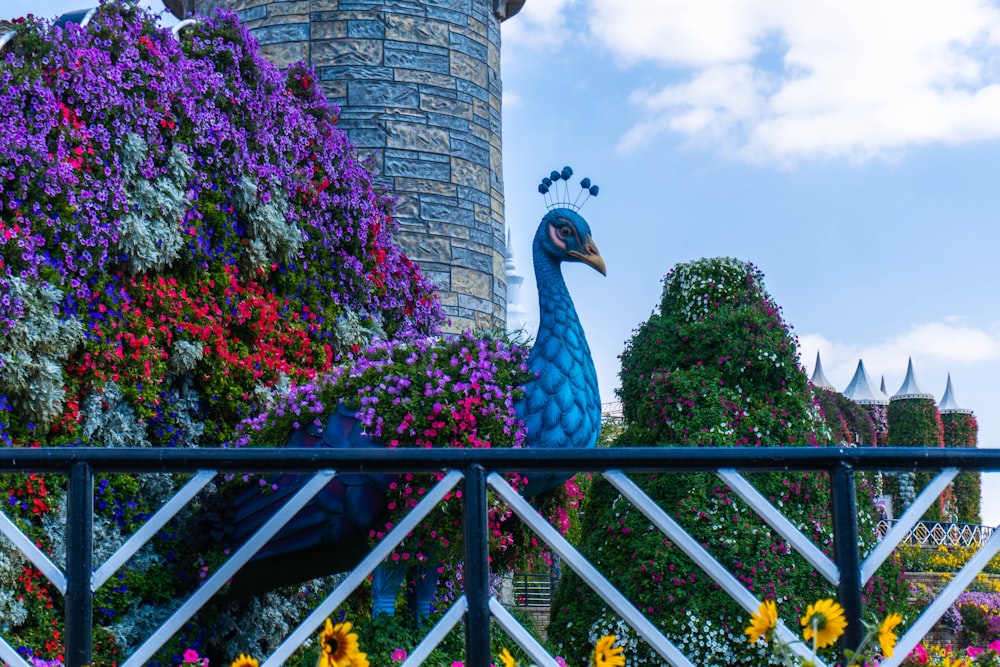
[843,360,888,405]
[880,376,887,396]
[938,373,972,414]
[892,357,934,401]
[810,351,835,390]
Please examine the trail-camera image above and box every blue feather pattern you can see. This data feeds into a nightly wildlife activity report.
[517,208,602,495]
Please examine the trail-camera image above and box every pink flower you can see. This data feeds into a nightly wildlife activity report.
[555,657,568,667]
[969,646,984,657]
[182,649,200,663]
[990,640,1000,652]
[910,643,929,665]
[391,649,407,662]
[451,663,463,667]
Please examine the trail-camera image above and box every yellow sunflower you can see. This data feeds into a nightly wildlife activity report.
[230,654,258,667]
[498,647,517,667]
[877,612,903,658]
[593,635,625,667]
[800,599,847,649]
[352,652,369,667]
[745,599,778,644]
[317,618,360,667]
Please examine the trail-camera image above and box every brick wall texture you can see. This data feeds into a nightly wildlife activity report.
[193,0,521,332]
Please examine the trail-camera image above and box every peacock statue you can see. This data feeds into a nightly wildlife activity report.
[227,168,604,615]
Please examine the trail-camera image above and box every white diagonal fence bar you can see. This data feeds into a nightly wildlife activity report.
[718,469,839,584]
[124,470,337,667]
[265,470,464,667]
[401,596,468,667]
[0,635,31,667]
[881,524,1000,667]
[93,470,217,590]
[490,597,561,667]
[604,471,825,667]
[489,472,696,667]
[0,509,67,594]
[861,468,958,584]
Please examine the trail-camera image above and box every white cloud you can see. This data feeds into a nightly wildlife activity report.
[799,320,1000,395]
[502,90,525,109]
[503,0,582,51]
[586,0,1000,163]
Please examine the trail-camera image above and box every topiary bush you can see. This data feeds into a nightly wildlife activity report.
[942,411,981,524]
[813,387,876,446]
[888,399,945,520]
[549,257,908,666]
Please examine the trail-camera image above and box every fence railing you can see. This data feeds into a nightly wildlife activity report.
[1,445,999,667]
[876,519,995,547]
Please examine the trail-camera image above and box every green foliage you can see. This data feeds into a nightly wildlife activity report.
[888,399,945,520]
[888,399,944,447]
[814,387,876,445]
[943,412,981,524]
[551,257,908,666]
[0,277,84,428]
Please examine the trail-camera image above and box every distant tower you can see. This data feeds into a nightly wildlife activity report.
[842,359,888,444]
[504,229,530,334]
[191,0,527,331]
[888,358,945,518]
[939,374,981,523]
[809,351,834,390]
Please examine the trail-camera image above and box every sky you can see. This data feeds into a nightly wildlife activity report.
[8,0,1000,525]
[498,0,1000,524]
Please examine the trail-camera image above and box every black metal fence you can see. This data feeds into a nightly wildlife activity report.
[1,445,998,666]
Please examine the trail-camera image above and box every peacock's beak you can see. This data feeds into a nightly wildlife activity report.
[569,238,606,276]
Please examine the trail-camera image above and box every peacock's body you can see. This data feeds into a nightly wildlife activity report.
[229,174,604,608]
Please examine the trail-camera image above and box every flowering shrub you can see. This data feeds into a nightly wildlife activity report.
[813,387,877,446]
[897,544,1000,576]
[549,258,908,666]
[940,592,1000,648]
[233,331,552,572]
[903,642,1000,666]
[0,2,444,663]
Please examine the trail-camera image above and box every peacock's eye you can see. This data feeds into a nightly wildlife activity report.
[557,225,572,239]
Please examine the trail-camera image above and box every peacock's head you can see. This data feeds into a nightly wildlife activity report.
[535,208,606,276]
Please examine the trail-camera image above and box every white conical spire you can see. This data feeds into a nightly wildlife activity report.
[505,228,529,334]
[843,359,888,405]
[939,373,972,414]
[892,357,934,400]
[810,351,835,390]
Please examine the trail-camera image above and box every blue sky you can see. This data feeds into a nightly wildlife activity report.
[500,0,1000,522]
[9,0,1000,524]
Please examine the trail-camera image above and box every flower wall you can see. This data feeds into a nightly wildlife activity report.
[0,2,456,663]
[549,257,907,667]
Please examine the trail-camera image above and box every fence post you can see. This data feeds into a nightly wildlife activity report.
[65,461,94,667]
[464,463,490,667]
[831,461,862,662]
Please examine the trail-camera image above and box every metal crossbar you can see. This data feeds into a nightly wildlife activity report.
[0,446,998,667]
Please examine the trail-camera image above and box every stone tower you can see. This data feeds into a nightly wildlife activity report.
[192,0,526,331]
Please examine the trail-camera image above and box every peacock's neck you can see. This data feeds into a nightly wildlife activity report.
[530,249,597,400]
[533,250,575,340]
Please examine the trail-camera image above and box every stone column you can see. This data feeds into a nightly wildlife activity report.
[193,0,524,332]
